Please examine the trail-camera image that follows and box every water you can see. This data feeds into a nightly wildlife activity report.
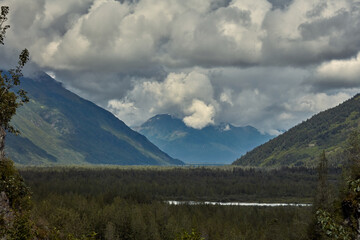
[166,200,312,207]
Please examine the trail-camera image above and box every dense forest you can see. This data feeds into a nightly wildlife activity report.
[15,166,340,239]
[19,166,340,203]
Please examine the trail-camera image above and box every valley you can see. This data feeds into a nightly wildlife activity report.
[1,0,360,238]
[19,166,328,239]
[136,114,273,164]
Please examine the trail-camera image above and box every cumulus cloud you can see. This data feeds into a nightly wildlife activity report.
[107,70,218,127]
[311,52,360,89]
[106,66,358,134]
[1,0,360,133]
[2,0,359,70]
[183,99,215,129]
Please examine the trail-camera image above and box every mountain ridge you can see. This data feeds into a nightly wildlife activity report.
[233,94,360,167]
[5,72,183,166]
[136,114,273,164]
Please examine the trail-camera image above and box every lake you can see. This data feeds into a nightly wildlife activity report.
[166,200,312,207]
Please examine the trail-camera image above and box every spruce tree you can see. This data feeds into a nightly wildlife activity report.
[314,131,360,239]
[342,130,360,239]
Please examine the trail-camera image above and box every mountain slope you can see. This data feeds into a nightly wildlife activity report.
[233,94,360,167]
[136,114,273,164]
[5,72,183,165]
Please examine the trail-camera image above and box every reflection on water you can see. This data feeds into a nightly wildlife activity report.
[166,201,312,207]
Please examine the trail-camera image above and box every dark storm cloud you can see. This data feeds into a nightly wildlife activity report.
[261,1,360,66]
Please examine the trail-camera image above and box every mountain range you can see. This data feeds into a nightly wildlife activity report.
[6,72,357,167]
[233,94,360,167]
[136,114,273,164]
[5,72,183,166]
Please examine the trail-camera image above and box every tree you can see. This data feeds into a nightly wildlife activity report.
[310,151,333,240]
[341,130,360,239]
[316,150,330,209]
[0,6,10,45]
[0,5,29,160]
[0,5,35,239]
[314,131,360,240]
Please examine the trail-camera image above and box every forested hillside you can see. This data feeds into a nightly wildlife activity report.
[233,94,360,167]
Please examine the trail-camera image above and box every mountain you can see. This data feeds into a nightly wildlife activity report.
[233,94,360,167]
[5,72,183,166]
[136,114,273,164]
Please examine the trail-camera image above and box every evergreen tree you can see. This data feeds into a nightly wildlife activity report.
[310,151,331,240]
[316,150,330,210]
[341,130,360,239]
[315,130,360,240]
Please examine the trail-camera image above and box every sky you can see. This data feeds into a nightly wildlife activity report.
[1,0,360,135]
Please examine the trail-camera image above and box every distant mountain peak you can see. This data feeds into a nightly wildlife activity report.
[138,114,273,164]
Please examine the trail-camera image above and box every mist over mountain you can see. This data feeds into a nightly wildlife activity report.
[136,114,273,164]
[5,72,183,166]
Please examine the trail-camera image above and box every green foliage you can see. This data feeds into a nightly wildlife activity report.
[345,130,360,179]
[30,193,312,240]
[20,166,338,203]
[0,160,97,240]
[312,130,360,239]
[0,158,34,239]
[18,166,326,239]
[0,6,29,133]
[0,158,31,211]
[0,6,10,45]
[316,209,352,240]
[175,229,204,240]
[314,151,332,211]
[234,95,360,167]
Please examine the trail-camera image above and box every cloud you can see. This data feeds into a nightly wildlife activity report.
[183,99,215,129]
[285,92,352,113]
[311,52,360,89]
[107,70,217,127]
[106,65,358,134]
[262,0,360,66]
[219,89,234,106]
[3,0,359,71]
[1,0,360,134]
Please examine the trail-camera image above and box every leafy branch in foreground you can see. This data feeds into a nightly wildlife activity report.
[0,5,29,159]
[0,6,10,45]
[0,5,36,240]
